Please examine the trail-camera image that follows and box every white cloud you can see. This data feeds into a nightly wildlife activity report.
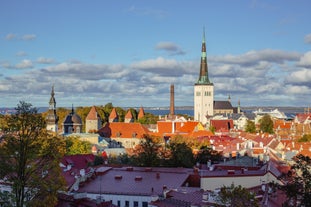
[16,59,34,69]
[21,34,36,41]
[5,33,17,40]
[285,85,311,94]
[16,51,28,57]
[297,51,311,68]
[1,47,311,107]
[37,57,55,64]
[127,6,168,19]
[155,42,185,55]
[287,68,311,84]
[304,33,311,44]
[212,49,300,66]
[4,33,36,41]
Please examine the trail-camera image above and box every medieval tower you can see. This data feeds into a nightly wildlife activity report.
[46,85,59,132]
[194,29,214,124]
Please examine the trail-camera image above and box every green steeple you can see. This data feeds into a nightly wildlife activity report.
[196,27,212,85]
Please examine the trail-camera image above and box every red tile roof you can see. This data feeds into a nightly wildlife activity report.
[176,121,200,133]
[274,120,292,129]
[125,110,133,119]
[138,107,145,119]
[109,108,118,119]
[295,113,311,123]
[86,106,99,120]
[60,154,95,189]
[210,119,234,132]
[98,122,150,138]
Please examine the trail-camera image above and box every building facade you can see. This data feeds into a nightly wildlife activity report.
[62,106,83,134]
[85,106,102,133]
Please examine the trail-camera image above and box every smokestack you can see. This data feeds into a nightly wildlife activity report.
[170,84,175,116]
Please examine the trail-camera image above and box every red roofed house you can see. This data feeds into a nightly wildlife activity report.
[210,119,234,134]
[98,122,150,148]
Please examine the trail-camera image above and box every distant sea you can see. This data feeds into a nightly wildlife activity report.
[0,106,306,118]
[145,109,194,116]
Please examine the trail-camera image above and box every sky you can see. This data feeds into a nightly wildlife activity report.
[1,0,311,108]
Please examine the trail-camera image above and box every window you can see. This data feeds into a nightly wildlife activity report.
[142,202,148,207]
[196,91,201,96]
[133,201,138,207]
[117,201,120,207]
[125,201,129,207]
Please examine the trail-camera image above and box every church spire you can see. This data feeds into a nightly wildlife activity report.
[46,85,59,132]
[49,85,56,109]
[196,27,212,85]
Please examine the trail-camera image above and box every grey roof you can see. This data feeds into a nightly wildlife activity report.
[77,167,191,196]
[214,101,233,110]
[244,113,256,120]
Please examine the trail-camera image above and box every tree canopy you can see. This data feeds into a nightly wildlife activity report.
[0,101,66,207]
[259,114,274,134]
[216,184,259,207]
[195,145,222,165]
[131,134,162,167]
[298,134,311,142]
[64,135,92,155]
[167,142,194,168]
[280,154,311,206]
[245,120,256,133]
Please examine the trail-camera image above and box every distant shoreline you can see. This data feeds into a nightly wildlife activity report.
[0,106,308,116]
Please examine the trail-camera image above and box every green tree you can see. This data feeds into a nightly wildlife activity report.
[0,101,66,207]
[245,120,256,133]
[280,154,311,206]
[259,114,274,134]
[298,134,311,142]
[137,112,158,124]
[209,125,216,134]
[167,142,194,168]
[131,134,162,167]
[195,146,222,164]
[216,184,259,207]
[65,135,92,155]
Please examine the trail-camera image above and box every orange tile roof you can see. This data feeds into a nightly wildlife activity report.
[157,121,174,134]
[176,121,200,133]
[274,120,292,129]
[86,106,99,120]
[98,122,150,138]
[190,130,214,138]
[125,110,133,119]
[252,148,264,154]
[138,107,145,119]
[109,108,118,119]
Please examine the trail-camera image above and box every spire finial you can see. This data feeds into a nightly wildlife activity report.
[51,84,55,96]
[203,26,206,43]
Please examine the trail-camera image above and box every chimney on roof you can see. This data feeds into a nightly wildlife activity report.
[170,84,175,117]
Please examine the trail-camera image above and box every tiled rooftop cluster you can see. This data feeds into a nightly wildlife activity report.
[56,153,289,206]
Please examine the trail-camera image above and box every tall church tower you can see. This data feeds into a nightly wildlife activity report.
[194,29,214,124]
[46,85,59,132]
